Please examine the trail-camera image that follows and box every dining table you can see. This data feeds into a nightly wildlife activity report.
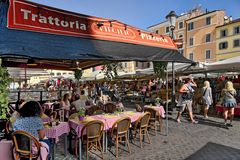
[44,122,70,160]
[69,111,143,160]
[144,105,166,118]
[0,139,13,160]
[0,122,69,160]
[42,102,54,110]
[41,113,51,123]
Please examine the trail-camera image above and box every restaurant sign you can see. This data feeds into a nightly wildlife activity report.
[7,0,177,49]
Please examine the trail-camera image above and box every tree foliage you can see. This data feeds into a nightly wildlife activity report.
[74,69,83,81]
[153,61,168,79]
[0,67,11,119]
[101,61,122,81]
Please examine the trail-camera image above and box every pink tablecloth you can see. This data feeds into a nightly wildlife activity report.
[0,139,13,160]
[42,103,54,109]
[92,112,143,130]
[144,105,166,118]
[216,105,240,116]
[45,122,69,141]
[42,117,51,123]
[69,111,143,137]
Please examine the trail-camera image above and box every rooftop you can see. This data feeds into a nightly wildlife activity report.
[216,18,240,28]
[148,9,224,29]
[186,10,224,21]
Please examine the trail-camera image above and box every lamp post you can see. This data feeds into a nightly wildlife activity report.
[165,11,177,136]
[165,11,177,39]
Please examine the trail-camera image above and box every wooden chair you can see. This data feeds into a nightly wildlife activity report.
[93,109,104,115]
[69,113,79,120]
[12,130,41,160]
[52,103,60,110]
[68,109,78,117]
[45,108,53,117]
[144,108,157,135]
[109,117,131,158]
[5,120,11,134]
[97,101,104,110]
[135,104,143,112]
[51,111,57,120]
[58,109,65,122]
[104,103,117,114]
[85,105,100,116]
[80,120,104,160]
[133,112,151,148]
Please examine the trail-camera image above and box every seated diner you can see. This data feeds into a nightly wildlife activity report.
[13,101,51,156]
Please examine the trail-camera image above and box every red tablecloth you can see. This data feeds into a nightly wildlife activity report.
[0,139,13,160]
[216,105,240,116]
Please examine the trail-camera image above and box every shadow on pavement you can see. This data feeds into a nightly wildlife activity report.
[185,142,240,160]
[195,117,228,129]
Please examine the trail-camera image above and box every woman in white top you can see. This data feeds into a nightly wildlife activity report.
[202,81,213,118]
[60,93,70,110]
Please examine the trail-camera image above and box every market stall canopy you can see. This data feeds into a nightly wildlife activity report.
[0,0,192,70]
[7,67,50,78]
[134,62,205,76]
[206,56,240,72]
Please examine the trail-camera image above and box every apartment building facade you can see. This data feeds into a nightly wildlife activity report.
[186,10,225,62]
[148,8,225,63]
[216,18,240,61]
[148,8,203,57]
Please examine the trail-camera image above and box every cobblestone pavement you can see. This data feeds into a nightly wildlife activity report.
[54,111,240,160]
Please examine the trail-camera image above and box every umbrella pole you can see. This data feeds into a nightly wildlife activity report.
[166,65,169,136]
[172,62,175,114]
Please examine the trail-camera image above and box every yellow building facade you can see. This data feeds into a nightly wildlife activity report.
[148,8,226,63]
[216,18,240,61]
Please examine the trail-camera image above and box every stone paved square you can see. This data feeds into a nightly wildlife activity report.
[54,111,240,160]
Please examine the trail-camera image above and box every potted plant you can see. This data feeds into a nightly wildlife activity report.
[74,69,82,92]
[78,108,86,121]
[0,65,11,139]
[155,97,161,106]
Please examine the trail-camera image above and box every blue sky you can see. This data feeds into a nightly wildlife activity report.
[31,0,239,30]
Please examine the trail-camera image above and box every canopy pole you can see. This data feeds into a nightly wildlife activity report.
[166,65,169,136]
[24,66,27,91]
[172,62,175,114]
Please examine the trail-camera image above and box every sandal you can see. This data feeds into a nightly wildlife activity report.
[176,119,181,123]
[192,120,198,124]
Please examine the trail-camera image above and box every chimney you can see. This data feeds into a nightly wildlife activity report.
[224,16,230,24]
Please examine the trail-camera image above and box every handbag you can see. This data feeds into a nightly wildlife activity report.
[198,88,207,105]
[182,85,194,100]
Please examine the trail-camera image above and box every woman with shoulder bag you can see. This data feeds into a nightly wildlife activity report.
[176,78,198,123]
[221,81,237,127]
[202,81,213,118]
